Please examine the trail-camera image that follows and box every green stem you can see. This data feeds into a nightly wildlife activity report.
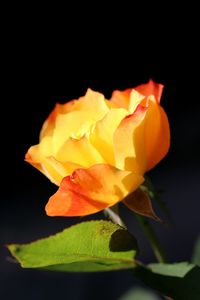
[136,215,167,263]
[104,205,126,228]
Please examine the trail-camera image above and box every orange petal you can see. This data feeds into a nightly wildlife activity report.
[123,188,161,221]
[144,98,170,171]
[110,80,163,112]
[45,164,144,217]
[110,88,132,109]
[111,88,145,114]
[114,97,170,173]
[134,79,164,104]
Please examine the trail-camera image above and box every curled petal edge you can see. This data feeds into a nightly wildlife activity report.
[45,164,144,217]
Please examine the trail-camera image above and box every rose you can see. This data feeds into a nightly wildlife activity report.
[25,80,170,217]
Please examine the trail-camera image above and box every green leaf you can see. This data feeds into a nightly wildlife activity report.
[8,220,137,272]
[119,287,160,300]
[134,262,200,300]
[192,236,200,266]
[149,262,195,277]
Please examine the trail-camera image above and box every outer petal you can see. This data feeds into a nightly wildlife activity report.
[40,101,76,140]
[25,136,54,178]
[25,142,82,185]
[113,106,148,174]
[143,97,170,170]
[110,80,164,113]
[114,97,170,173]
[110,89,132,109]
[129,89,146,113]
[134,79,164,104]
[45,164,144,216]
[25,149,45,174]
[25,147,64,185]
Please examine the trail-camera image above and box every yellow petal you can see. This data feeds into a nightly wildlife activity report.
[40,101,76,140]
[105,99,119,109]
[71,88,109,119]
[113,107,148,174]
[40,89,108,141]
[129,89,145,113]
[42,157,82,184]
[52,111,97,154]
[26,136,53,166]
[25,144,63,185]
[90,108,128,165]
[25,140,81,185]
[25,146,45,175]
[110,88,145,113]
[56,135,106,168]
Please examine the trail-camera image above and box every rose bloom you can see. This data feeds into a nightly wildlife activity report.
[25,80,170,217]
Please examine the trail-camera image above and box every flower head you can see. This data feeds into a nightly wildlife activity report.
[25,80,170,217]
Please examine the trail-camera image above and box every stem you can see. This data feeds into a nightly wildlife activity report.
[104,205,126,228]
[136,215,167,263]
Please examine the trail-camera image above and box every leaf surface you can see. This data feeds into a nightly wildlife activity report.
[8,220,137,272]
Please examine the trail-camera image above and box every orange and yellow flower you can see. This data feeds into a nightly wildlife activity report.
[25,80,170,217]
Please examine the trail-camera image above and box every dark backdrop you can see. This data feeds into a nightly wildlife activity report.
[1,53,200,299]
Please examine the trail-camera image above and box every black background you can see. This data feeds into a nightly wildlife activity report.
[1,36,200,300]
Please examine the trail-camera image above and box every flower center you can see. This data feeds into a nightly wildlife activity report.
[70,121,95,140]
